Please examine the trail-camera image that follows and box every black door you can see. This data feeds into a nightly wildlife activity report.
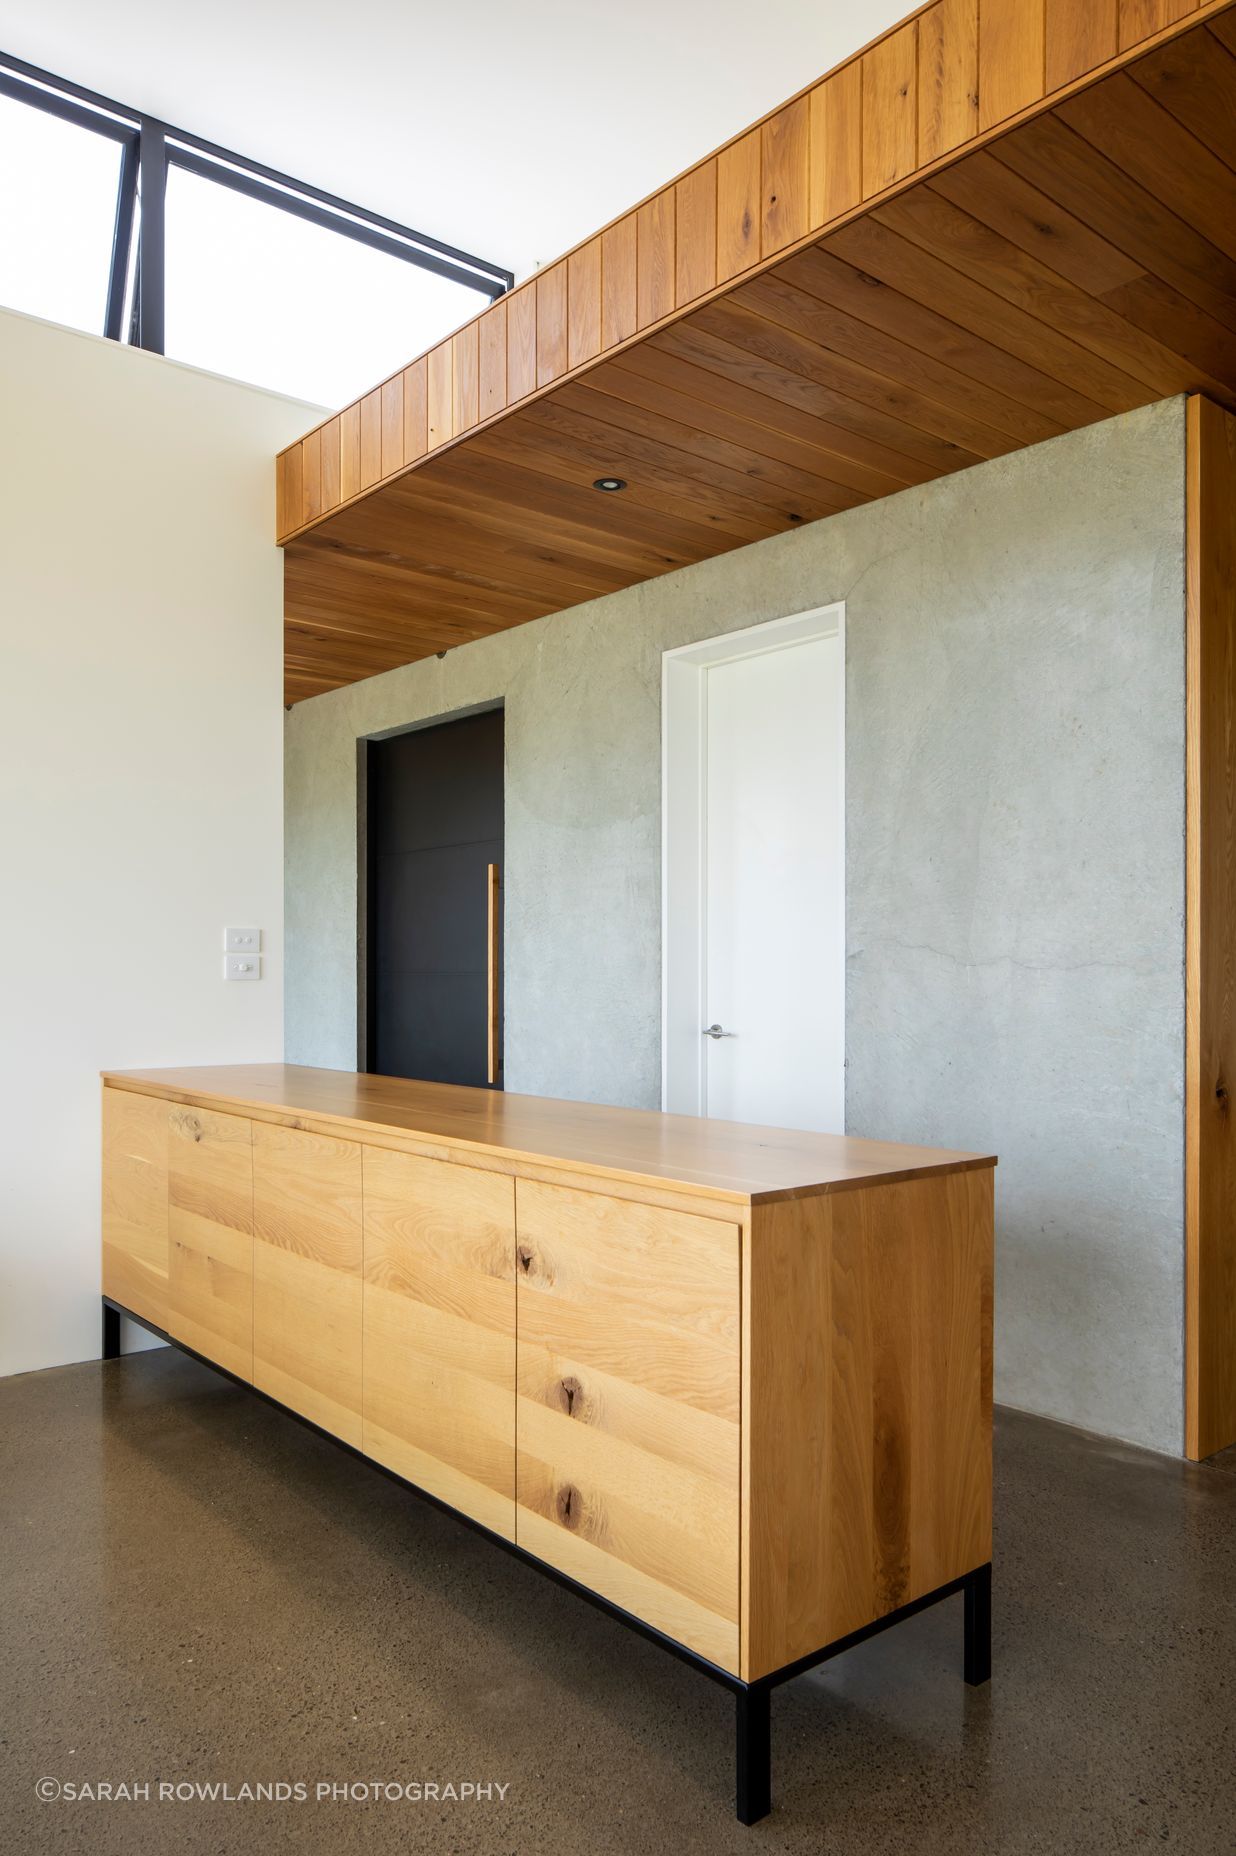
[366,708,503,1089]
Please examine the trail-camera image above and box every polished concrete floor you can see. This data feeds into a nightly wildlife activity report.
[2,1345,1234,1856]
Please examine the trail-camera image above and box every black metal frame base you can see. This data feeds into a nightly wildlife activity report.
[101,1294,992,1824]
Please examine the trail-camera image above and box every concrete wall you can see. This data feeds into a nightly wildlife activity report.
[285,398,1187,1453]
[0,306,320,1374]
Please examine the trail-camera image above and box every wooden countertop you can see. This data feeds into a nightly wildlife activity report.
[101,1064,995,1206]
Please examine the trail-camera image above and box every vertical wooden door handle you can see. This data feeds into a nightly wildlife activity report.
[487,863,500,1085]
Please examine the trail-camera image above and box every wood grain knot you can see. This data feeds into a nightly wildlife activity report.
[555,1482,583,1530]
[556,1375,585,1419]
[517,1245,536,1275]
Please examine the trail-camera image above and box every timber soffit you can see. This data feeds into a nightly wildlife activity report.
[278,0,1236,701]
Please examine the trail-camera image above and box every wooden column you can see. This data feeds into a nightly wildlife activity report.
[1185,394,1236,1461]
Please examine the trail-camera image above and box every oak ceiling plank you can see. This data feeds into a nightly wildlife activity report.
[620,339,922,495]
[1057,72,1236,261]
[688,296,995,468]
[339,403,360,500]
[416,449,736,573]
[381,374,405,477]
[637,191,676,328]
[717,129,762,284]
[277,447,302,540]
[284,606,539,656]
[928,148,1144,296]
[536,261,568,387]
[309,500,636,602]
[1098,274,1236,396]
[978,0,1046,132]
[301,427,323,525]
[452,322,480,432]
[1119,0,1197,54]
[473,409,786,547]
[517,392,848,527]
[676,162,718,304]
[1045,0,1118,89]
[427,344,453,447]
[919,0,980,163]
[881,184,1182,397]
[862,20,919,195]
[320,415,342,509]
[507,283,538,403]
[284,607,519,654]
[359,387,383,488]
[583,350,897,500]
[808,62,863,225]
[740,267,1065,446]
[342,520,636,604]
[479,303,507,422]
[824,216,1111,423]
[650,319,951,486]
[553,371,867,509]
[1127,28,1236,172]
[923,157,1236,396]
[284,609,514,659]
[285,551,552,624]
[285,563,548,624]
[568,238,603,370]
[761,95,812,257]
[866,196,1158,407]
[285,624,498,676]
[994,114,1236,328]
[780,243,1110,431]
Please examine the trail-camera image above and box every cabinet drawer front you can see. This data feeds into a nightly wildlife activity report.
[362,1147,516,1540]
[168,1106,254,1380]
[515,1179,741,1673]
[253,1122,363,1446]
[102,1088,169,1330]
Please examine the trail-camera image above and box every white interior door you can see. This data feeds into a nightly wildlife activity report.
[662,606,844,1135]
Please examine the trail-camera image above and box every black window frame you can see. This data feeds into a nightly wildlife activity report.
[0,49,512,358]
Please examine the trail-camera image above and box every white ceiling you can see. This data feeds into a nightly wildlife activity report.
[0,0,908,282]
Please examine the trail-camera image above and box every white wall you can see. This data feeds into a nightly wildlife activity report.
[0,307,319,1374]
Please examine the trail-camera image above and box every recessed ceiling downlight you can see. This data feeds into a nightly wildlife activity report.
[593,477,627,492]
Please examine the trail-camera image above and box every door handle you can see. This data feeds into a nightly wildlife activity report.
[487,863,501,1085]
[702,1023,736,1039]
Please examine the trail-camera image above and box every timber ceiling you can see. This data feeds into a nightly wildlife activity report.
[278,0,1236,703]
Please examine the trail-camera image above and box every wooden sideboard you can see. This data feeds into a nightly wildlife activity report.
[101,1062,995,1822]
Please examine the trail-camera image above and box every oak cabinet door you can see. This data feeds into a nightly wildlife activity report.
[102,1087,169,1330]
[362,1147,516,1539]
[168,1106,254,1380]
[252,1123,363,1446]
[514,1179,741,1673]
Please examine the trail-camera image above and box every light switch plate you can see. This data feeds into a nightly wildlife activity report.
[223,926,261,953]
[224,954,261,981]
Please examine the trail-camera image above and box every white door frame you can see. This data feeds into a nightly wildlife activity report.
[661,602,846,1117]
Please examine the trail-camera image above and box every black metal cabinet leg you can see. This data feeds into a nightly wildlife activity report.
[101,1300,122,1361]
[735,1683,771,1825]
[964,1562,992,1686]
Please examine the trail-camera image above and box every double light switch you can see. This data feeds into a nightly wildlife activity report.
[223,927,262,981]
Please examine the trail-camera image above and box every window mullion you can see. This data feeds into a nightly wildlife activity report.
[104,134,138,342]
[136,120,167,354]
